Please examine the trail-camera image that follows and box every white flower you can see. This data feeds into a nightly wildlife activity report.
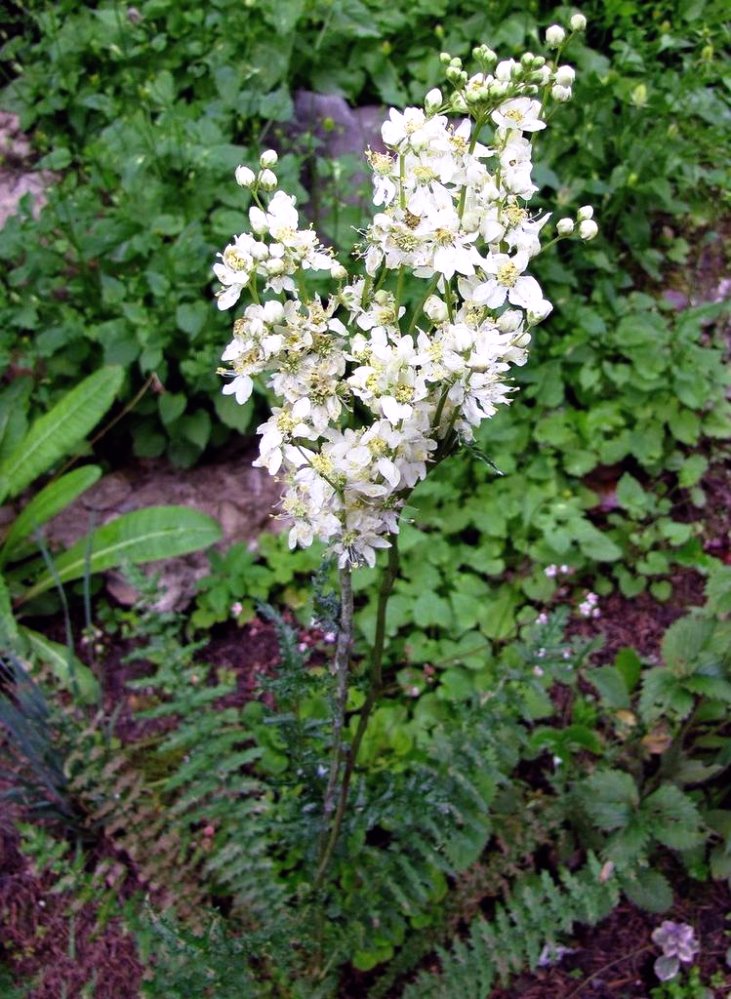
[555,65,576,87]
[545,24,566,47]
[577,205,594,221]
[424,88,442,113]
[222,373,254,405]
[473,250,544,311]
[551,85,572,103]
[570,12,587,31]
[491,97,546,133]
[258,168,278,190]
[556,218,575,235]
[260,149,278,168]
[579,219,598,240]
[235,165,256,188]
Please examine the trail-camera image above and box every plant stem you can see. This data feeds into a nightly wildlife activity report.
[313,535,400,889]
[320,565,354,820]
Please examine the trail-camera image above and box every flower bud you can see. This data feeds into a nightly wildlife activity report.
[249,206,267,234]
[265,257,285,274]
[450,93,469,113]
[556,218,574,236]
[259,149,278,168]
[551,84,572,102]
[235,165,256,188]
[488,79,509,98]
[577,205,594,221]
[495,58,518,82]
[555,65,575,87]
[497,309,523,333]
[424,87,442,112]
[330,261,347,281]
[528,299,553,323]
[545,25,566,47]
[439,51,452,65]
[423,295,449,323]
[570,12,587,31]
[258,169,278,190]
[579,219,599,240]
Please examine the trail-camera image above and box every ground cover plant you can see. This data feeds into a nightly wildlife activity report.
[0,0,730,996]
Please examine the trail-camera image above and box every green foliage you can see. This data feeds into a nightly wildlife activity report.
[401,854,620,999]
[650,965,722,999]
[0,369,221,699]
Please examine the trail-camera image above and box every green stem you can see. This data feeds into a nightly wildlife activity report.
[320,566,354,820]
[313,535,400,889]
[407,274,440,335]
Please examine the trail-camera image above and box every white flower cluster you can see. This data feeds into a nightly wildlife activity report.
[213,17,594,568]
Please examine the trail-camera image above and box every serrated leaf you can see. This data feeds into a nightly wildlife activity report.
[661,616,714,675]
[643,784,705,850]
[621,868,673,913]
[22,507,222,601]
[616,473,650,516]
[0,368,123,505]
[583,770,639,830]
[640,668,694,722]
[572,519,622,561]
[589,666,631,709]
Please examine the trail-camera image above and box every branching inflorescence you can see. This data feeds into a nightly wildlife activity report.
[213,15,596,571]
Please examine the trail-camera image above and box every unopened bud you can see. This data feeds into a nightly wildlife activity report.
[555,65,576,87]
[235,165,256,188]
[495,59,518,82]
[259,149,278,168]
[579,219,599,240]
[439,51,452,65]
[497,309,523,333]
[577,205,594,221]
[330,261,347,281]
[424,87,442,112]
[258,168,278,190]
[528,299,553,323]
[546,25,566,47]
[570,12,587,31]
[423,295,449,323]
[551,84,572,102]
[556,218,575,236]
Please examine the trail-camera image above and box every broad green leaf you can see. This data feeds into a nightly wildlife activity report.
[643,785,705,850]
[0,377,32,463]
[573,519,622,561]
[616,474,650,517]
[622,868,673,913]
[20,626,100,704]
[614,647,642,692]
[589,666,631,709]
[23,506,222,600]
[661,616,714,675]
[583,770,639,830]
[0,575,18,645]
[0,466,102,565]
[0,368,123,504]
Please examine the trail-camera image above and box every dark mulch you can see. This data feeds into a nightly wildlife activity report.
[490,879,731,999]
[0,823,144,999]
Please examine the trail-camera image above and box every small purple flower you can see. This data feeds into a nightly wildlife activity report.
[651,921,700,981]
